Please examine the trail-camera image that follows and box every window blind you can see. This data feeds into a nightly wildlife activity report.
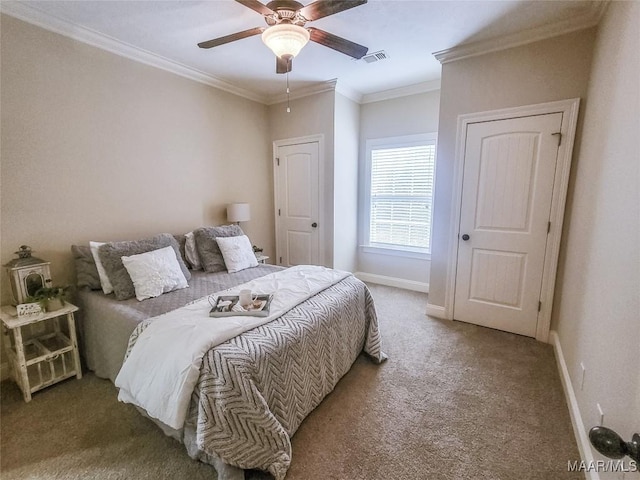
[369,144,436,251]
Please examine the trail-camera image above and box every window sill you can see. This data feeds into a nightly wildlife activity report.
[360,245,431,261]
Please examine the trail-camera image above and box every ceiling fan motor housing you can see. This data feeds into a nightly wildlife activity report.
[265,0,307,25]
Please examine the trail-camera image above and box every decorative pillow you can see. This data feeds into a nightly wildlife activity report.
[216,235,259,273]
[193,225,244,273]
[173,234,189,268]
[90,241,114,295]
[121,246,188,301]
[98,233,191,301]
[71,245,102,290]
[184,231,202,270]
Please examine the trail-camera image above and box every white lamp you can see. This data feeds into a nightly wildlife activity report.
[261,24,310,59]
[227,203,251,224]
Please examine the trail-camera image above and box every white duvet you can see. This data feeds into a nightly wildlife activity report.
[115,265,350,430]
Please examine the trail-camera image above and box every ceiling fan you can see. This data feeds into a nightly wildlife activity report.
[198,0,369,74]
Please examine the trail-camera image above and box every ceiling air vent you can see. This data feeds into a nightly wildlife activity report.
[362,50,389,63]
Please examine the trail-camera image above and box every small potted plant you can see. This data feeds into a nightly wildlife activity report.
[31,286,70,312]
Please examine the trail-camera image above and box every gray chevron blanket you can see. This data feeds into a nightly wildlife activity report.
[125,274,386,479]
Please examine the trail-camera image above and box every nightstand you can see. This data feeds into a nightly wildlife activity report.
[256,255,269,264]
[1,303,82,402]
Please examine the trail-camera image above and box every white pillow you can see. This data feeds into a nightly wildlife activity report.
[216,235,258,273]
[121,246,189,301]
[184,231,202,270]
[89,241,114,295]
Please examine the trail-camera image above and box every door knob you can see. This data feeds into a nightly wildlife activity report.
[589,426,640,463]
[461,234,470,241]
[311,222,318,228]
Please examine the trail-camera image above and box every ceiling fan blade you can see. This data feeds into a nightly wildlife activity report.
[235,0,275,16]
[308,27,368,59]
[198,27,265,49]
[276,55,293,74]
[299,0,367,21]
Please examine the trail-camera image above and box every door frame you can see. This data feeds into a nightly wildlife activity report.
[443,98,580,342]
[273,134,325,267]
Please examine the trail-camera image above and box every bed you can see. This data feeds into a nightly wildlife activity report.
[76,255,386,480]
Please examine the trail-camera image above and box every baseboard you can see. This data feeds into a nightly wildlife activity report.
[425,303,447,319]
[550,330,598,480]
[1,361,9,381]
[354,272,428,293]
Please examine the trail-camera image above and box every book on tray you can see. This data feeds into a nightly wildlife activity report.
[209,294,273,318]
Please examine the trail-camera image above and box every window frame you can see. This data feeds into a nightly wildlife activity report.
[360,132,437,259]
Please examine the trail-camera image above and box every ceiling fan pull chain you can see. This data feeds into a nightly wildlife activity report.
[286,71,291,113]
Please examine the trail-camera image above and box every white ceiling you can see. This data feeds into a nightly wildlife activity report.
[2,0,603,103]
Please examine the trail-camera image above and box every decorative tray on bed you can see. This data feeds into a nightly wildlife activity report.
[209,294,273,318]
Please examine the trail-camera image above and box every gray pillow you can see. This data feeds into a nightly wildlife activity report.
[98,233,191,300]
[173,234,190,268]
[70,245,102,290]
[194,225,244,273]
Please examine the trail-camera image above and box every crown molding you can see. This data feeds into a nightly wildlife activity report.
[433,1,609,64]
[361,79,441,104]
[0,1,268,104]
[265,79,338,105]
[271,78,442,106]
[334,81,363,104]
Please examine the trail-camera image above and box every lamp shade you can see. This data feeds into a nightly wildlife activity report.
[227,203,251,223]
[261,24,310,59]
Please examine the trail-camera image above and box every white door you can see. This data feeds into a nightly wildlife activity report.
[454,113,563,337]
[275,142,320,266]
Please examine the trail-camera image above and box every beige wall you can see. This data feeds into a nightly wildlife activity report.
[553,0,639,462]
[429,28,596,307]
[0,15,272,303]
[267,90,336,267]
[358,90,440,285]
[333,92,360,272]
[268,89,442,282]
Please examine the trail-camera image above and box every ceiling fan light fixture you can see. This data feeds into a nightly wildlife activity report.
[261,23,310,59]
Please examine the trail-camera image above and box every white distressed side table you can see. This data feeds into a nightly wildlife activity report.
[256,255,269,264]
[1,303,82,402]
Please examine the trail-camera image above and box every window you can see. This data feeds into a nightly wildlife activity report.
[363,133,437,256]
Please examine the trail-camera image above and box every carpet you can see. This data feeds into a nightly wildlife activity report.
[0,284,582,479]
